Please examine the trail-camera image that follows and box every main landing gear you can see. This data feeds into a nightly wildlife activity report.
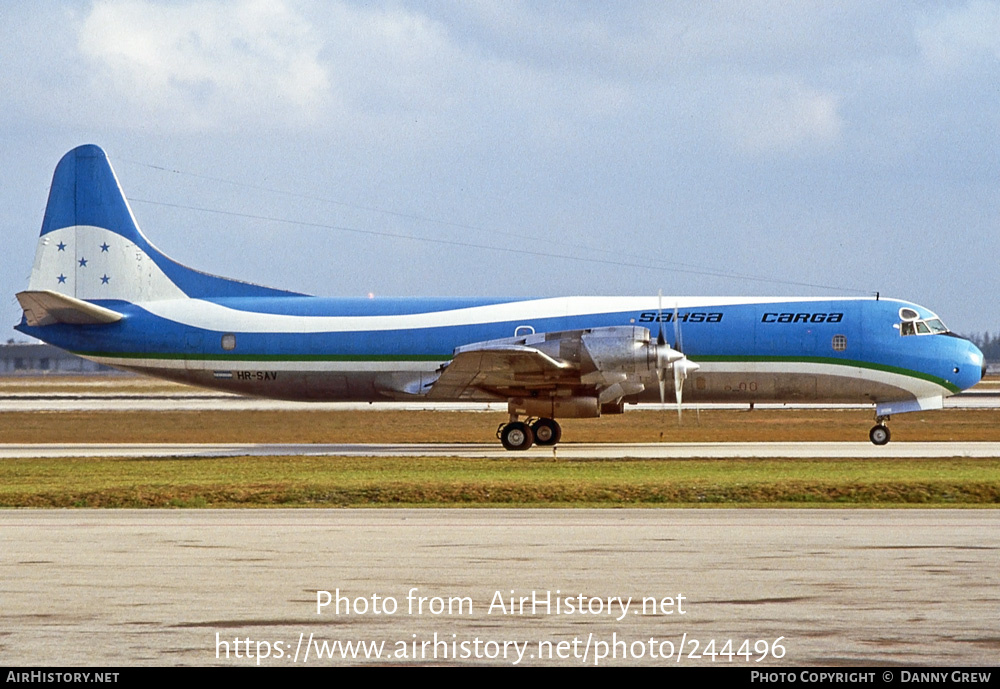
[497,417,562,451]
[869,415,891,446]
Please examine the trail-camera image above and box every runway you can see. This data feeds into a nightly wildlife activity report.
[3,441,1000,459]
[2,509,997,666]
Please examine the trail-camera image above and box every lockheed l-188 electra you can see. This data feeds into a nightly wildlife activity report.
[15,146,986,449]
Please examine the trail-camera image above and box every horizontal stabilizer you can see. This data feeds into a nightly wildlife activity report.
[16,290,123,327]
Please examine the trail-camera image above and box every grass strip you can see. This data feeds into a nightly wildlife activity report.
[2,456,998,508]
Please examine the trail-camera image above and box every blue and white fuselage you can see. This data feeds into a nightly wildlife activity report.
[15,146,985,448]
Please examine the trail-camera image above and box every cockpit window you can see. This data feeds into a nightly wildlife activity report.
[898,313,949,337]
[925,318,947,334]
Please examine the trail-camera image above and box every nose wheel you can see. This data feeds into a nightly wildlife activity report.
[869,417,891,446]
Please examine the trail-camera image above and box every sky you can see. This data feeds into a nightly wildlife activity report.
[2,1,998,340]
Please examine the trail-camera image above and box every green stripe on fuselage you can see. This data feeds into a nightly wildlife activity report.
[691,355,960,394]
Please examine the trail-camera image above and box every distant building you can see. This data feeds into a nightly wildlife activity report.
[0,342,126,375]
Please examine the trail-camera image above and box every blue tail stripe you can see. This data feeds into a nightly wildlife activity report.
[40,145,303,299]
[41,145,137,239]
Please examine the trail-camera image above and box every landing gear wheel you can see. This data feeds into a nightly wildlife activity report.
[531,418,562,446]
[500,422,535,451]
[869,424,891,446]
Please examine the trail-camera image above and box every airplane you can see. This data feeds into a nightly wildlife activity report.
[14,145,987,449]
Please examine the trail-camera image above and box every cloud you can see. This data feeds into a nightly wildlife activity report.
[78,0,329,130]
[916,0,1000,73]
[724,76,843,154]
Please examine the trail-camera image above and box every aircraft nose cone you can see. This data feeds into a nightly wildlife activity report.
[965,339,986,389]
[951,336,986,392]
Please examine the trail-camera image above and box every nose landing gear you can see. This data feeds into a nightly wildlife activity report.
[869,416,891,446]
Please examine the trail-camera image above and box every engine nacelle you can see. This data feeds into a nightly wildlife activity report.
[580,326,681,375]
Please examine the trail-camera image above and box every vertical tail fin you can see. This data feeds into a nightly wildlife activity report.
[27,145,302,303]
[29,145,186,302]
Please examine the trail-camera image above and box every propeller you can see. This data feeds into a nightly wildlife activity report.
[654,291,682,403]
[656,290,668,403]
[671,302,701,421]
[652,292,700,422]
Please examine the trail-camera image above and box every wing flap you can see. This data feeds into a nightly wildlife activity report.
[16,290,123,326]
[428,344,575,399]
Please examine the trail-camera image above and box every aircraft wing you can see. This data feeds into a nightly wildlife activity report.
[16,290,123,327]
[427,343,576,400]
[427,325,674,405]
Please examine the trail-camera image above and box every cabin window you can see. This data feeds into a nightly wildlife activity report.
[221,333,236,351]
[832,334,847,352]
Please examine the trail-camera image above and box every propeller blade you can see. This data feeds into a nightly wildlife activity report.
[673,301,683,421]
[657,290,665,346]
[656,290,666,402]
[674,360,684,422]
[674,368,682,421]
[672,358,700,423]
[673,303,682,353]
